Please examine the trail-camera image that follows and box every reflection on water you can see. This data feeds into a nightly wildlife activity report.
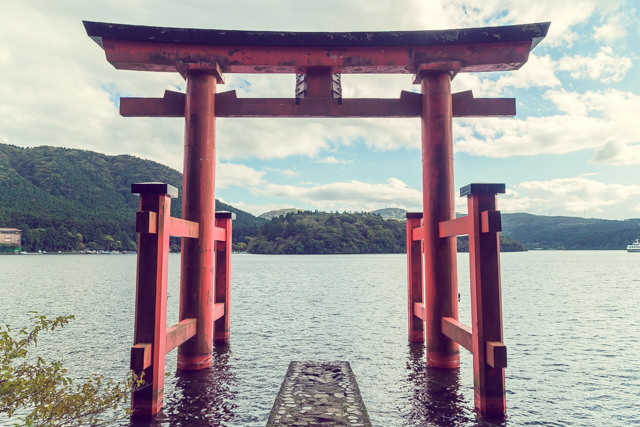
[131,346,237,427]
[405,343,508,427]
[406,343,468,427]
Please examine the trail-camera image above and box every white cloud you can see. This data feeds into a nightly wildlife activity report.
[556,47,632,83]
[217,117,419,161]
[407,0,616,47]
[453,46,632,99]
[216,163,265,189]
[452,54,561,97]
[254,177,422,212]
[317,156,352,165]
[594,9,630,44]
[593,140,640,166]
[454,89,640,163]
[279,169,300,177]
[340,74,415,98]
[501,176,640,218]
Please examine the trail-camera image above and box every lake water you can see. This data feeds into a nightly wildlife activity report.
[1,251,639,426]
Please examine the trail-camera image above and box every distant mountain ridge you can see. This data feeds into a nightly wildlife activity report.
[501,213,640,250]
[370,208,406,220]
[0,143,265,251]
[259,208,307,220]
[2,143,637,253]
[248,210,405,254]
[367,208,640,250]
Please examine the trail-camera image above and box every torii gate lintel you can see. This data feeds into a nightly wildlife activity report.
[119,88,516,118]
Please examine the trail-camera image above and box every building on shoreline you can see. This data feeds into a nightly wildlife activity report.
[0,228,22,252]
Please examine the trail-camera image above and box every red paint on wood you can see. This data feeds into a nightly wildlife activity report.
[304,68,333,98]
[466,190,506,417]
[101,39,534,74]
[441,317,473,353]
[178,72,218,371]
[411,224,425,241]
[213,225,226,242]
[438,216,470,238]
[130,188,172,417]
[407,216,425,343]
[165,318,197,354]
[413,302,426,321]
[136,211,157,234]
[217,96,421,118]
[480,210,502,233]
[486,341,507,368]
[130,343,152,371]
[213,214,232,343]
[213,302,225,322]
[121,96,185,117]
[420,71,459,369]
[121,89,516,119]
[169,217,199,238]
[451,91,516,117]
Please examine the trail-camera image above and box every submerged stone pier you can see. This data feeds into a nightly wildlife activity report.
[267,361,372,427]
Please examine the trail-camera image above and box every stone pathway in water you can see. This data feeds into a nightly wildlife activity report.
[266,361,372,427]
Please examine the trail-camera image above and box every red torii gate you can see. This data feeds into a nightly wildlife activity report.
[84,20,549,419]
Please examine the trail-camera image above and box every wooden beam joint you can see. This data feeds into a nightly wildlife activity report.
[169,217,199,238]
[130,343,152,371]
[441,317,473,353]
[439,216,470,238]
[213,303,225,322]
[413,302,426,321]
[165,318,197,355]
[136,211,157,234]
[411,225,425,241]
[481,210,502,233]
[486,341,507,368]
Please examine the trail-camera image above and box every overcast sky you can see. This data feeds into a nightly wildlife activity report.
[2,0,639,219]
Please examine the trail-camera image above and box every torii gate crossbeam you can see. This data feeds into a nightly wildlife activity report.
[84,20,549,420]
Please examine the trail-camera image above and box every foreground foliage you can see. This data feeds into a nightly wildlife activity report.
[0,313,141,426]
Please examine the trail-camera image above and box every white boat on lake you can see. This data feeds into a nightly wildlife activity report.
[627,239,640,252]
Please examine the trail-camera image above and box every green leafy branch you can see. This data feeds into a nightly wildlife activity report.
[1,312,143,427]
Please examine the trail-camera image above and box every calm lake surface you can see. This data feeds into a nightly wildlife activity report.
[1,251,639,426]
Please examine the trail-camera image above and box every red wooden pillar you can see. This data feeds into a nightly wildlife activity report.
[130,182,176,417]
[419,69,459,369]
[463,183,507,416]
[406,212,424,343]
[214,211,234,343]
[178,71,219,370]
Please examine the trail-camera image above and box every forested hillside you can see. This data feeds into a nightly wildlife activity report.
[2,143,638,254]
[370,208,640,251]
[0,144,264,252]
[248,210,526,254]
[501,213,640,250]
[248,211,406,254]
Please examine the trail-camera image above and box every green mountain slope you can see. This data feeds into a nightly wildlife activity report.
[259,208,307,220]
[0,144,265,251]
[248,211,406,254]
[501,213,640,250]
[365,207,640,250]
[3,143,638,253]
[248,210,526,254]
